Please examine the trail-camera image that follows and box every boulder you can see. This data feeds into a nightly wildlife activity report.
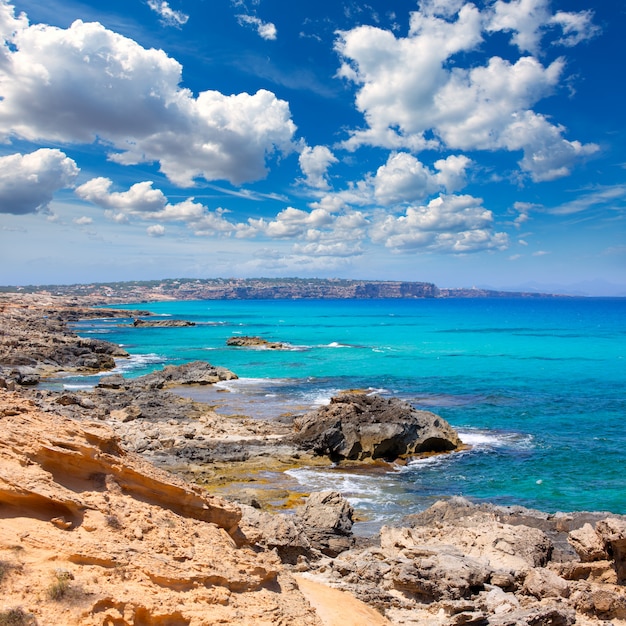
[97,373,127,389]
[293,392,461,462]
[296,491,355,557]
[568,523,608,562]
[388,546,492,601]
[487,606,576,626]
[404,499,553,572]
[237,504,312,564]
[110,404,143,422]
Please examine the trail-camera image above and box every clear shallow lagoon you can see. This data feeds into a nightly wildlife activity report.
[65,297,626,528]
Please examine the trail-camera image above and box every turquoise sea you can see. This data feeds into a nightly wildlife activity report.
[64,297,626,531]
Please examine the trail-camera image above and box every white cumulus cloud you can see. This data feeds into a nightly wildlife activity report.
[550,10,599,47]
[370,194,508,253]
[75,177,206,223]
[487,0,599,53]
[0,6,296,186]
[313,152,472,211]
[76,178,168,213]
[147,224,166,237]
[243,207,334,239]
[0,148,79,214]
[299,145,338,189]
[336,1,599,182]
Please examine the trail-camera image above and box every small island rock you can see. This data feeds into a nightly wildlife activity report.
[131,318,196,327]
[226,335,290,350]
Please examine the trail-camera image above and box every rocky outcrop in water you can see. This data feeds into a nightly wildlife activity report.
[226,335,291,350]
[131,318,196,327]
[293,392,462,462]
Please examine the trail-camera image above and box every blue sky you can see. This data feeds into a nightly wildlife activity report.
[0,0,624,294]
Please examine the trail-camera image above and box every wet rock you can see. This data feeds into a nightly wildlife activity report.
[293,392,461,462]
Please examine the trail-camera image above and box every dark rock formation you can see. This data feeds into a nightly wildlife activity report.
[293,392,461,462]
[131,318,196,327]
[226,335,290,350]
[128,360,238,389]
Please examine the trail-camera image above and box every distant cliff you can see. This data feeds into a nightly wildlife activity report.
[0,278,560,302]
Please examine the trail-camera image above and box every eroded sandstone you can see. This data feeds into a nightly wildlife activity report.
[0,390,320,626]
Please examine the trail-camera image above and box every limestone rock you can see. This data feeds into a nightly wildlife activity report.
[296,491,355,557]
[293,392,461,462]
[522,567,570,599]
[0,297,130,380]
[388,547,492,601]
[110,405,143,422]
[487,606,576,626]
[238,504,312,563]
[568,523,608,562]
[97,373,127,389]
[595,517,626,583]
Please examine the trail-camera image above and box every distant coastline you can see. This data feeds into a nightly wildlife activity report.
[0,277,570,302]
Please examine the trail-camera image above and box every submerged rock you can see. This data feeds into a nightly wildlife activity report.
[292,392,461,462]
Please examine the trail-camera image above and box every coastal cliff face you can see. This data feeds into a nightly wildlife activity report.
[2,278,442,302]
[1,277,561,303]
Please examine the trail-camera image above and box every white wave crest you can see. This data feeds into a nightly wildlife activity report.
[112,353,164,373]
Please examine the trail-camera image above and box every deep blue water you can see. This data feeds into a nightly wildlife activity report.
[63,297,626,529]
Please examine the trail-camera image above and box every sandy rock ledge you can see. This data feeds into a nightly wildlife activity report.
[0,389,321,626]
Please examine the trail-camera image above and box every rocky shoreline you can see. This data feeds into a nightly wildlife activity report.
[1,292,625,625]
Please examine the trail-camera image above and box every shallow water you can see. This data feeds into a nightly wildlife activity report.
[61,297,626,528]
